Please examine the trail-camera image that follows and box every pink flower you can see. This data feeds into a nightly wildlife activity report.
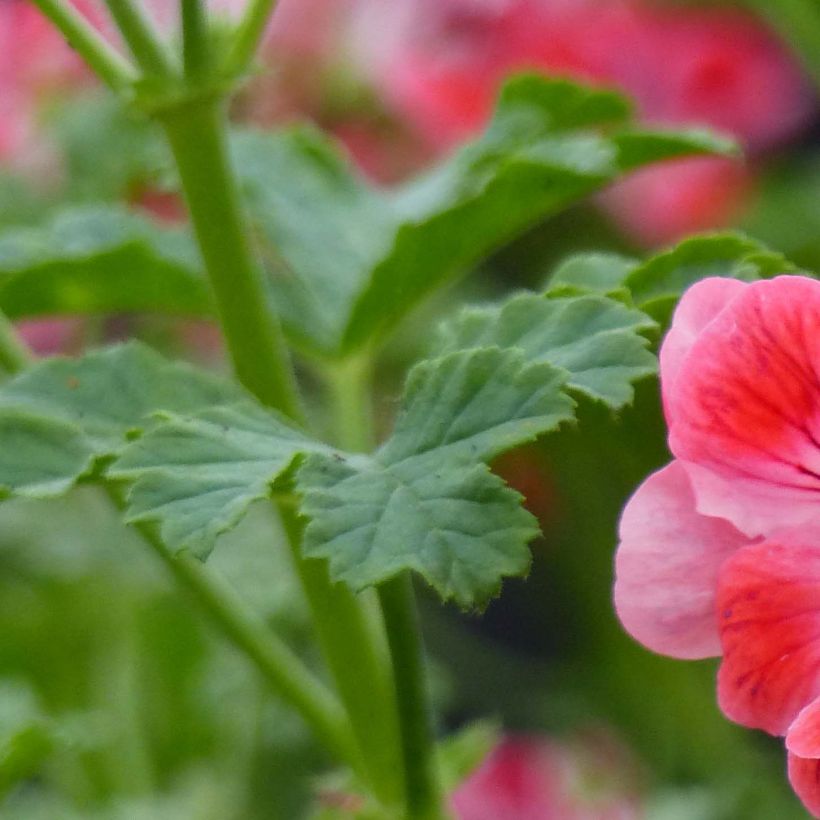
[614,275,820,816]
[451,734,641,820]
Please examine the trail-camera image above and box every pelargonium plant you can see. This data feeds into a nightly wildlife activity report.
[3,0,820,817]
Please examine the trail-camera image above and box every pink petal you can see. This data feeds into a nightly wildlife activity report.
[614,460,748,660]
[788,751,820,819]
[659,276,748,420]
[667,275,820,538]
[717,541,820,735]
[787,697,820,759]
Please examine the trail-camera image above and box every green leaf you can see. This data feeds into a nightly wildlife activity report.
[0,343,242,497]
[300,456,537,609]
[545,232,799,329]
[237,74,732,358]
[438,293,657,407]
[110,403,333,558]
[613,127,738,172]
[0,207,211,320]
[622,231,798,324]
[298,347,574,607]
[547,252,638,296]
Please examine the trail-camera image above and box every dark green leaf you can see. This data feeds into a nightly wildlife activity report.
[0,207,211,319]
[613,128,737,172]
[237,74,732,358]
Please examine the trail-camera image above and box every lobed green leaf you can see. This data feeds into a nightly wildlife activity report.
[0,343,241,497]
[110,403,334,558]
[546,232,800,327]
[298,347,575,607]
[438,293,657,407]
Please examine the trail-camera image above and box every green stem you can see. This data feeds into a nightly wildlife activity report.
[378,575,447,820]
[160,98,302,421]
[31,0,138,90]
[325,355,376,453]
[223,0,278,76]
[279,502,404,810]
[181,0,211,79]
[104,0,177,78]
[112,496,358,769]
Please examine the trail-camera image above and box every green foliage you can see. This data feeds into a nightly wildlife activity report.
[237,74,733,358]
[548,232,798,325]
[111,403,333,559]
[0,343,238,496]
[299,347,573,607]
[0,280,656,607]
[0,207,210,320]
[0,682,53,799]
[437,293,657,407]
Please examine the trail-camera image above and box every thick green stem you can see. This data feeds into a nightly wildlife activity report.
[31,0,137,90]
[325,355,376,453]
[181,0,211,79]
[280,503,404,810]
[104,0,177,78]
[224,0,279,76]
[160,98,302,421]
[378,575,447,820]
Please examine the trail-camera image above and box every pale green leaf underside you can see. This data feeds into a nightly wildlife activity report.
[110,403,334,558]
[438,293,656,407]
[0,207,211,319]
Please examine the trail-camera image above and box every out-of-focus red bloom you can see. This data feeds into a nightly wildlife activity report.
[356,0,813,244]
[451,734,641,819]
[613,275,820,817]
[597,156,752,248]
[16,319,82,356]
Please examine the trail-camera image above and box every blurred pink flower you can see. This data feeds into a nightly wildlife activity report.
[356,0,813,244]
[451,734,641,819]
[597,156,752,248]
[614,275,820,817]
[16,319,80,356]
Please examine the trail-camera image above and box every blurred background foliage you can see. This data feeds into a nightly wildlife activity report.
[1,0,820,816]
